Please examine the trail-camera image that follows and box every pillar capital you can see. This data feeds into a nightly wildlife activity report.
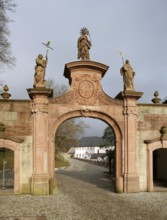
[27,88,53,114]
[27,88,53,100]
[115,90,143,101]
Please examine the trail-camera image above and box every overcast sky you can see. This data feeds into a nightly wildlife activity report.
[1,0,167,137]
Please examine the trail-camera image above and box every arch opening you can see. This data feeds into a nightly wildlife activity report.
[153,148,167,190]
[55,117,116,192]
[0,139,20,194]
[0,147,14,192]
[49,110,123,193]
[147,139,167,192]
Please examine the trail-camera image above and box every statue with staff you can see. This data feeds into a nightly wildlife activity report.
[34,41,54,88]
[120,51,135,91]
[77,27,92,60]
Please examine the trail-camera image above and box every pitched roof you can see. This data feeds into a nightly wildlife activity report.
[78,136,103,147]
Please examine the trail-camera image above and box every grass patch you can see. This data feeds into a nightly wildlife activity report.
[55,153,70,168]
[0,149,69,169]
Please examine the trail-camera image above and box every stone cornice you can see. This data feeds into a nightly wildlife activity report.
[0,135,24,143]
[64,60,109,85]
[115,91,143,100]
[27,88,53,99]
[144,136,167,144]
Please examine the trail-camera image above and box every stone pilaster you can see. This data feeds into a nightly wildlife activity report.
[27,88,53,195]
[122,90,143,192]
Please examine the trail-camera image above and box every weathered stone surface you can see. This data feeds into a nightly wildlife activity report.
[137,104,167,191]
[0,100,33,194]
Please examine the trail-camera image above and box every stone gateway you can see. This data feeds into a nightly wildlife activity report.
[0,37,167,195]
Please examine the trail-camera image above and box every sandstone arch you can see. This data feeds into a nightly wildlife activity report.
[49,110,123,193]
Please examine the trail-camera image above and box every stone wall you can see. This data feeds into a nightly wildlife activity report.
[137,104,167,190]
[0,100,33,193]
[0,100,32,136]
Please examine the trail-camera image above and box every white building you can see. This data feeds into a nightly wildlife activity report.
[74,136,114,159]
[74,146,107,159]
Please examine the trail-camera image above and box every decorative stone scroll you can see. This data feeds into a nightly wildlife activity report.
[73,73,99,105]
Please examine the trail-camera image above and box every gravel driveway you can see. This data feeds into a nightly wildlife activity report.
[0,158,167,220]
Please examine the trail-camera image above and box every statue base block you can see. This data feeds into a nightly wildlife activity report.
[124,174,140,193]
[31,174,49,195]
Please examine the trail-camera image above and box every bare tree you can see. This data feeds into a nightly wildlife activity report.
[55,119,87,153]
[102,126,115,174]
[46,78,69,97]
[0,0,16,67]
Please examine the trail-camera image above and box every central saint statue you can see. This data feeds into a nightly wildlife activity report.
[77,27,92,60]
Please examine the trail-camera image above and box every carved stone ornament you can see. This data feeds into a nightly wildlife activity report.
[80,107,92,117]
[73,73,99,105]
[160,126,167,137]
[1,85,11,100]
[152,91,161,104]
[0,122,5,137]
[123,106,138,117]
[32,103,48,113]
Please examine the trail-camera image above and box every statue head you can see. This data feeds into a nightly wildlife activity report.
[38,54,43,59]
[80,27,89,36]
[125,60,129,64]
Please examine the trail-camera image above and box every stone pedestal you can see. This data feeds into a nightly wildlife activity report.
[64,61,109,106]
[27,88,53,195]
[31,174,49,195]
[122,90,143,192]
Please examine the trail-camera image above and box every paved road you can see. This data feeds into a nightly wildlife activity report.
[0,158,167,219]
[58,158,115,191]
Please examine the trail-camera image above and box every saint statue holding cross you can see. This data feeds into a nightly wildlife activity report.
[34,41,53,88]
[34,53,48,88]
